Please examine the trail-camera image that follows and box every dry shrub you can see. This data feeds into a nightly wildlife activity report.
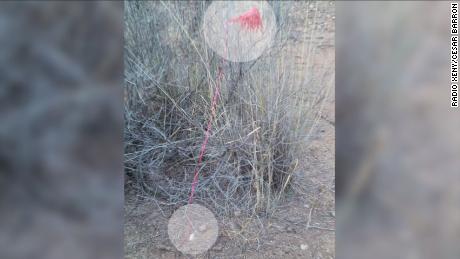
[124,1,331,216]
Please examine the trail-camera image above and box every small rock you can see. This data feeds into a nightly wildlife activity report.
[157,244,172,251]
[212,242,223,251]
[300,244,309,250]
[303,204,310,208]
[229,221,241,231]
[198,224,207,232]
[329,211,335,217]
[286,225,296,233]
[234,210,241,217]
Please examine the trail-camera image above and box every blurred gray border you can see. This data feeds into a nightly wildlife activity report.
[0,2,124,259]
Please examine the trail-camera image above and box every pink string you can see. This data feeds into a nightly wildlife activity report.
[188,67,223,204]
[177,6,264,251]
[188,7,262,204]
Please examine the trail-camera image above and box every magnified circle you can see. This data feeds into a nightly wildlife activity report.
[167,204,219,255]
[203,1,277,62]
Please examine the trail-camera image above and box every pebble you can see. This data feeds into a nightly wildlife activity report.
[286,225,297,233]
[198,224,207,232]
[301,244,309,250]
[229,221,241,231]
[212,242,223,251]
[157,244,172,251]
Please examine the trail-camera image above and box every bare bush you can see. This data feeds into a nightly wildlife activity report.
[124,1,332,216]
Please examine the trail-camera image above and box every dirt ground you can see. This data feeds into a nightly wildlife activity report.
[125,2,335,258]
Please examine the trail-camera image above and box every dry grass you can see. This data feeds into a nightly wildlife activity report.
[124,1,331,217]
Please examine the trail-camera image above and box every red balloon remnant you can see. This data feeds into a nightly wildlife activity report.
[228,7,263,31]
